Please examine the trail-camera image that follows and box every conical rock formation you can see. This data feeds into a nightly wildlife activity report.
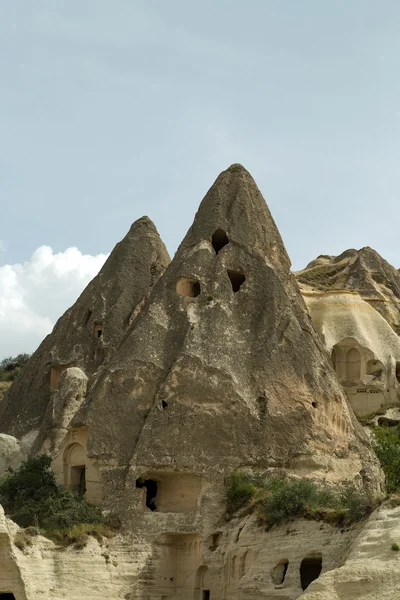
[73,165,382,508]
[0,217,170,451]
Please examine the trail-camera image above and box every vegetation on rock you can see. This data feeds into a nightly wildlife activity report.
[0,354,30,382]
[226,471,374,528]
[0,455,105,543]
[371,425,400,493]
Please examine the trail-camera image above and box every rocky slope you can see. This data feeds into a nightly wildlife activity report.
[0,164,390,600]
[296,248,400,334]
[301,504,400,600]
[0,217,170,453]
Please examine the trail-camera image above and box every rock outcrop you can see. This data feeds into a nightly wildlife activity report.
[297,248,400,334]
[72,164,381,497]
[296,250,400,415]
[0,217,170,453]
[300,504,400,600]
[0,165,390,600]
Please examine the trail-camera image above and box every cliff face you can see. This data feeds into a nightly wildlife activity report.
[297,247,400,334]
[0,217,170,451]
[296,250,400,416]
[71,165,381,499]
[0,165,389,600]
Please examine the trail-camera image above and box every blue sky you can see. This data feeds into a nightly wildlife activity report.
[1,1,400,357]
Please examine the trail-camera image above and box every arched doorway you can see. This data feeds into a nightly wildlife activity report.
[346,348,361,380]
[63,443,86,496]
[194,566,210,600]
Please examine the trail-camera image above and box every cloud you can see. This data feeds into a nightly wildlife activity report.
[0,246,108,359]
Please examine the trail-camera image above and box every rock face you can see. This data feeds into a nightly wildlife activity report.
[297,248,400,334]
[72,165,381,490]
[0,434,26,477]
[0,165,388,600]
[300,504,400,600]
[296,251,400,415]
[0,217,170,453]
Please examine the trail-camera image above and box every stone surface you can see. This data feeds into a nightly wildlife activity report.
[0,217,170,452]
[296,250,400,415]
[296,247,400,334]
[300,505,400,600]
[0,434,26,477]
[0,165,391,599]
[72,164,382,501]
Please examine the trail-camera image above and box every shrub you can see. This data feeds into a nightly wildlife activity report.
[0,354,30,382]
[226,471,259,515]
[371,426,400,493]
[392,543,400,551]
[0,454,58,517]
[258,478,322,527]
[0,455,104,534]
[226,471,374,529]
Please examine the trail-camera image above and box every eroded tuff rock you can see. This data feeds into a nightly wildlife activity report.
[296,251,400,416]
[0,217,170,452]
[300,505,400,600]
[0,165,390,600]
[296,247,400,334]
[72,164,383,510]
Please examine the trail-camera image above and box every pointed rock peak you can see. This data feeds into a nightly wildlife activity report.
[127,215,161,236]
[178,164,291,271]
[99,216,170,279]
[0,217,170,446]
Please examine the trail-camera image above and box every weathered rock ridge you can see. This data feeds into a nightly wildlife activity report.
[296,250,400,416]
[0,217,170,452]
[72,164,382,505]
[0,165,391,600]
[297,247,400,334]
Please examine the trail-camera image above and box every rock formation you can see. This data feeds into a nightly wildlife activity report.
[297,248,400,334]
[0,165,391,599]
[296,250,400,416]
[71,165,381,491]
[300,504,400,600]
[0,217,170,454]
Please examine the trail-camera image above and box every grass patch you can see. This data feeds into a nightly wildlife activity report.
[46,523,115,549]
[226,472,374,528]
[297,263,346,290]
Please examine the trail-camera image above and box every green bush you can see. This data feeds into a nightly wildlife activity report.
[392,543,400,551]
[0,354,30,382]
[226,471,374,528]
[226,471,259,515]
[371,426,400,493]
[0,455,103,531]
[259,478,321,527]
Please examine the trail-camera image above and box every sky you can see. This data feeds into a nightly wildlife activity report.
[1,1,400,358]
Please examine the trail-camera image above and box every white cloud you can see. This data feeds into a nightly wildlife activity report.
[0,246,108,359]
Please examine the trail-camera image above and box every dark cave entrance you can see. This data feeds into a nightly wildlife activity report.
[0,594,16,599]
[136,478,158,511]
[211,229,229,254]
[227,270,246,292]
[71,465,86,497]
[300,555,322,590]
